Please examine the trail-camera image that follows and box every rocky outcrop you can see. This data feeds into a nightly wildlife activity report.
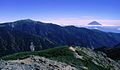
[0,56,77,70]
[74,47,120,70]
[1,46,120,70]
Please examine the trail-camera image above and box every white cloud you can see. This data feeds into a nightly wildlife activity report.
[44,18,120,26]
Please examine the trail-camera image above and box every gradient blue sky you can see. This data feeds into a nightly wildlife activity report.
[0,0,120,26]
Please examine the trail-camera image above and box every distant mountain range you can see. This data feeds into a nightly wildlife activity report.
[0,19,120,56]
[88,21,102,25]
[85,21,120,33]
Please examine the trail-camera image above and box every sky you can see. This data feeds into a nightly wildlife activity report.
[0,0,120,26]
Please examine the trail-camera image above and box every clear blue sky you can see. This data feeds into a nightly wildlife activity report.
[0,0,120,25]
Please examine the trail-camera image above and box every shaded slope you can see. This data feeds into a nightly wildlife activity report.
[0,19,120,48]
[95,43,120,60]
[0,27,56,57]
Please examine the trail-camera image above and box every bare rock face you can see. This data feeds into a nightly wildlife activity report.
[0,56,77,70]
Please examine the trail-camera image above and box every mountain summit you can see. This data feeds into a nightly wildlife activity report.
[0,19,120,57]
[88,21,102,25]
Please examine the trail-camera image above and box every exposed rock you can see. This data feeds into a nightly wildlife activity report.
[0,56,77,70]
[69,47,76,52]
[69,47,83,60]
[74,47,120,70]
[1,46,120,70]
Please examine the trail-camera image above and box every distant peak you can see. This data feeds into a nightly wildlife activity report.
[88,21,102,25]
[17,19,35,22]
[24,19,34,21]
[13,19,40,24]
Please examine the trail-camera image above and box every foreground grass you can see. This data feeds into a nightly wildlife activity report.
[1,46,111,70]
[1,46,71,60]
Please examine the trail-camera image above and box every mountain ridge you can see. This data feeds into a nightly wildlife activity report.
[0,19,120,57]
[1,46,120,70]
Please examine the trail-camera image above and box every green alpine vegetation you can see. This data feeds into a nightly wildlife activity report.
[0,19,120,57]
[1,46,119,70]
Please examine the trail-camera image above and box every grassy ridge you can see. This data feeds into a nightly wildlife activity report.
[1,46,111,70]
[1,46,71,60]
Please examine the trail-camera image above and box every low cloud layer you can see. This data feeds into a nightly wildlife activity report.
[44,18,120,26]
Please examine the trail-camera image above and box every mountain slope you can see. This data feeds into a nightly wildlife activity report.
[0,27,56,57]
[1,46,120,70]
[95,43,120,60]
[0,19,120,48]
[0,19,120,57]
[0,56,77,70]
